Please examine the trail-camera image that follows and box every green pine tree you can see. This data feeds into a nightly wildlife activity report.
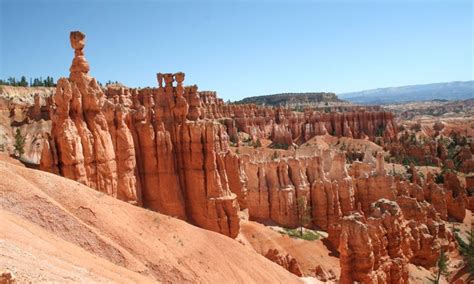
[20,76,28,87]
[427,249,450,283]
[14,129,26,158]
[455,227,474,280]
[296,196,312,237]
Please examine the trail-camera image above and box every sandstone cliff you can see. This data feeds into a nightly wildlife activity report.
[40,32,240,237]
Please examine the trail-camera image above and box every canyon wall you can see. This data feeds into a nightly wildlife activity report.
[199,94,398,145]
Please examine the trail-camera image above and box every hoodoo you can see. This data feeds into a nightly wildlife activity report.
[41,31,240,237]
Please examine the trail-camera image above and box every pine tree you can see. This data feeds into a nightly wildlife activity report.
[8,77,16,86]
[428,249,450,283]
[20,76,28,87]
[455,227,474,279]
[296,196,311,237]
[14,129,26,158]
[32,78,40,87]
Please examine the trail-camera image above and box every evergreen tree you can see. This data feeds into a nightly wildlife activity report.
[20,76,28,87]
[32,78,41,87]
[296,196,312,237]
[427,249,450,283]
[8,77,16,86]
[14,129,26,158]
[0,76,55,87]
[455,228,474,279]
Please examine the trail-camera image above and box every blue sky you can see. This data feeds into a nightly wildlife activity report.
[1,0,472,101]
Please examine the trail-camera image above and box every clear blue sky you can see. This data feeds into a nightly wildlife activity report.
[1,0,472,101]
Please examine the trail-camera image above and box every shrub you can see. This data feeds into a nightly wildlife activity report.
[230,135,238,144]
[402,156,419,166]
[253,138,262,148]
[410,123,422,132]
[434,172,444,184]
[272,143,289,150]
[271,151,280,161]
[375,126,385,137]
[243,136,252,143]
[283,228,320,241]
[433,121,444,132]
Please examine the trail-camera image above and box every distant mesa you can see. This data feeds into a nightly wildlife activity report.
[235,92,347,108]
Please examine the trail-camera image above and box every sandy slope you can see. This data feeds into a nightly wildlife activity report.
[0,154,301,283]
[238,221,340,278]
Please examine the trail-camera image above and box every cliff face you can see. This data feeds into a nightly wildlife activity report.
[198,100,398,145]
[40,31,240,238]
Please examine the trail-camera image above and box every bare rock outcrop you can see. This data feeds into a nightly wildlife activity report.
[264,248,303,277]
[338,200,411,284]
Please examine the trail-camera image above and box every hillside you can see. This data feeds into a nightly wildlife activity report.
[236,92,346,107]
[0,154,302,283]
[340,81,474,104]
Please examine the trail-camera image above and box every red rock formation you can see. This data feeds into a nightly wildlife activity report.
[39,133,59,174]
[264,248,303,277]
[47,77,88,185]
[224,152,248,209]
[0,271,15,284]
[444,171,467,221]
[338,200,411,284]
[237,146,457,281]
[338,213,377,283]
[115,104,140,203]
[41,32,239,237]
[423,173,448,221]
[313,265,336,282]
[194,95,398,145]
